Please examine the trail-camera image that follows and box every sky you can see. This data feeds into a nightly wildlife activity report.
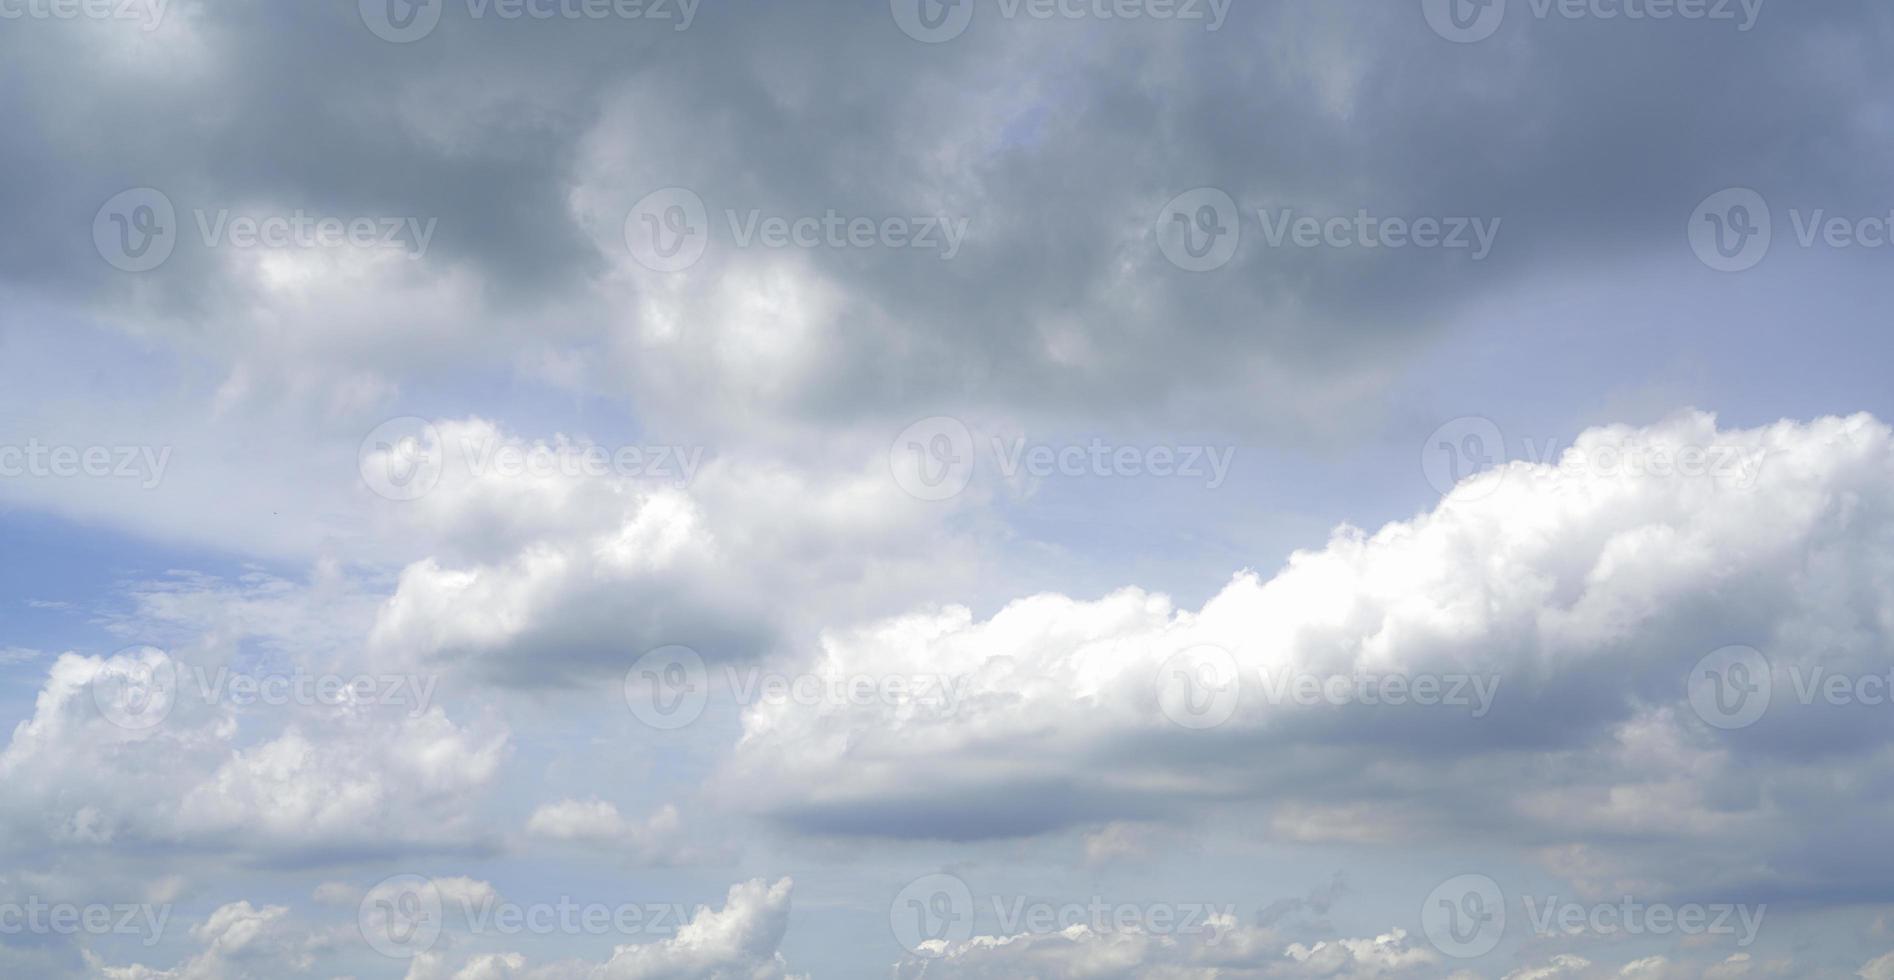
[4,0,1894,977]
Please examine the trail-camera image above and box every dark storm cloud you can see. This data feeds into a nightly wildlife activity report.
[2,2,1890,430]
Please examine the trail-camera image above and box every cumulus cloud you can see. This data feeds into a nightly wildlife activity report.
[728,412,1894,898]
[399,877,799,980]
[86,900,328,980]
[11,3,1893,440]
[890,917,1440,980]
[0,647,507,865]
[523,799,717,865]
[364,417,990,686]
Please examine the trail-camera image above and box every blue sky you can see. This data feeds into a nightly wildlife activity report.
[6,1,1894,978]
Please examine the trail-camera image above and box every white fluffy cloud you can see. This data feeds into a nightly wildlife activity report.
[0,648,507,863]
[365,418,991,686]
[728,413,1894,897]
[890,918,1440,979]
[399,877,799,980]
[86,900,327,980]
